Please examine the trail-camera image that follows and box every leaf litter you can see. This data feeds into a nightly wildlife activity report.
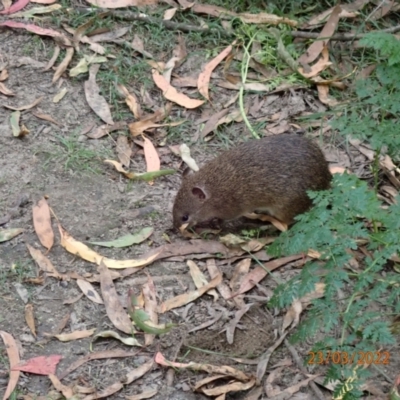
[2,0,397,398]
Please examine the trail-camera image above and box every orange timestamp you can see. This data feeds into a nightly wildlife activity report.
[307,351,390,365]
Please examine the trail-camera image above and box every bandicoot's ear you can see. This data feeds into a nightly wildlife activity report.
[192,186,207,201]
[182,167,195,178]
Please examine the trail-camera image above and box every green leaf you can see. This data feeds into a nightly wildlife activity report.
[89,227,153,248]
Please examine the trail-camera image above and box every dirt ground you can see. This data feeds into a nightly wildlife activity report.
[0,17,397,400]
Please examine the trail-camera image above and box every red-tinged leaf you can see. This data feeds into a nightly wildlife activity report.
[152,69,204,109]
[12,355,62,375]
[143,136,160,172]
[197,43,234,101]
[0,0,29,14]
[0,21,72,46]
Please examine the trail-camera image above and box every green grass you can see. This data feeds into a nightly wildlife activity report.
[38,132,113,174]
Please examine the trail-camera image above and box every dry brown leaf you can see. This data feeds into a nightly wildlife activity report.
[235,255,303,295]
[84,64,114,125]
[206,259,232,300]
[298,46,331,78]
[116,135,132,167]
[142,275,158,346]
[43,45,60,71]
[53,47,74,83]
[201,378,256,397]
[0,330,20,399]
[76,279,103,304]
[25,304,36,337]
[201,109,229,138]
[125,388,158,400]
[305,0,370,27]
[48,374,74,398]
[58,350,140,380]
[177,0,193,8]
[143,136,160,172]
[3,96,43,111]
[187,260,218,301]
[198,43,234,101]
[115,83,142,119]
[316,83,339,107]
[99,261,132,334]
[0,68,9,81]
[155,352,251,381]
[163,7,177,20]
[152,69,204,108]
[299,5,341,65]
[0,81,14,96]
[26,244,65,279]
[131,34,154,58]
[82,382,124,400]
[239,12,297,26]
[55,329,95,341]
[31,0,58,3]
[85,0,157,8]
[159,273,222,313]
[226,304,252,344]
[32,112,62,126]
[172,75,197,87]
[32,197,54,251]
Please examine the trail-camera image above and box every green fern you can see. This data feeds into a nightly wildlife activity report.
[268,173,399,397]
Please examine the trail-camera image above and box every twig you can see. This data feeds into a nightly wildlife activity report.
[74,8,228,36]
[284,339,326,400]
[291,24,400,40]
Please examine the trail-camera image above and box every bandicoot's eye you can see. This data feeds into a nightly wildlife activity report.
[182,214,189,222]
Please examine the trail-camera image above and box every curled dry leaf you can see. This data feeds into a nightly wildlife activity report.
[53,47,74,84]
[298,46,331,78]
[32,197,54,251]
[59,224,162,269]
[0,81,14,96]
[152,69,204,109]
[48,374,74,398]
[43,44,60,71]
[179,143,199,171]
[84,64,114,125]
[197,43,234,101]
[155,352,251,381]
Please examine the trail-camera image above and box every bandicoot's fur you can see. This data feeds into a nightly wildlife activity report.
[173,134,332,229]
